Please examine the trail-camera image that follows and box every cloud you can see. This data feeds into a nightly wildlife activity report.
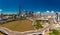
[46,11,49,13]
[51,11,54,13]
[0,9,2,12]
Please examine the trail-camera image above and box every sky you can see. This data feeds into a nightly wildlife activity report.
[0,0,60,14]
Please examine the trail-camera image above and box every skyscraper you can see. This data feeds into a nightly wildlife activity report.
[18,5,21,16]
[56,13,58,22]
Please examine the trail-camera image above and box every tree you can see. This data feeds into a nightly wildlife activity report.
[49,29,60,35]
[34,20,43,30]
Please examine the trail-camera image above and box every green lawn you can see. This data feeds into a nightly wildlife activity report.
[49,29,60,35]
[0,20,34,32]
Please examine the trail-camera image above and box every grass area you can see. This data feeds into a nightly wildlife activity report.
[0,33,4,35]
[0,19,34,32]
[33,20,45,30]
[49,29,60,35]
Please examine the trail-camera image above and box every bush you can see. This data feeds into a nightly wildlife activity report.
[34,20,43,30]
[49,29,60,35]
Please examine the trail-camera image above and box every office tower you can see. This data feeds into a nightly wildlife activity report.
[18,5,21,16]
[29,11,34,17]
[56,13,58,22]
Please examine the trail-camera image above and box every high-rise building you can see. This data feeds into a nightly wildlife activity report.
[56,13,58,22]
[29,11,34,17]
[18,5,21,16]
[23,10,28,15]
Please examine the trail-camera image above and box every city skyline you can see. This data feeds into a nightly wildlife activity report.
[0,0,60,14]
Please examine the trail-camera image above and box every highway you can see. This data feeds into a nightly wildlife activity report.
[0,18,55,35]
[0,25,50,35]
[24,18,55,35]
[0,18,14,24]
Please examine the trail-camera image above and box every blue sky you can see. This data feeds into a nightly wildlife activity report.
[0,0,60,14]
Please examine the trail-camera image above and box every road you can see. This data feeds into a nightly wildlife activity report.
[0,25,50,35]
[0,18,55,35]
[0,18,14,24]
[24,18,55,35]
